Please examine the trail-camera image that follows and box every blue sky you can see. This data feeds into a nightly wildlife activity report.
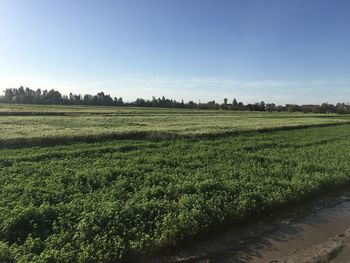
[1,0,350,104]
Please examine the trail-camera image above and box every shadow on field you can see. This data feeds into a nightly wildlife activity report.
[1,122,350,149]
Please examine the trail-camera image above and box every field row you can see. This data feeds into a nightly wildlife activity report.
[1,125,350,261]
[1,109,349,147]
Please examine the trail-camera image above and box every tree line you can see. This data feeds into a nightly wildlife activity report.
[1,86,350,113]
[1,87,124,106]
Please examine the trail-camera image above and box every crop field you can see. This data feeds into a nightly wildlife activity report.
[1,104,350,148]
[1,105,350,262]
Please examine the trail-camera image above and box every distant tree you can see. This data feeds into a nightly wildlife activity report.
[135,98,146,106]
[276,105,285,112]
[83,94,93,104]
[2,86,350,113]
[221,98,229,109]
[232,98,238,110]
[259,101,266,111]
[287,104,299,112]
[117,97,124,105]
[4,89,15,103]
[188,100,196,107]
[43,89,63,104]
[266,103,276,112]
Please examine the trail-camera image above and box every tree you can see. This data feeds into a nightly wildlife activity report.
[265,103,276,112]
[287,104,299,112]
[4,89,15,103]
[259,101,266,111]
[2,86,350,113]
[83,94,93,104]
[43,89,62,104]
[232,98,238,110]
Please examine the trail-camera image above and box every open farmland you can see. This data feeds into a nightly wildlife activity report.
[1,104,350,147]
[1,105,350,262]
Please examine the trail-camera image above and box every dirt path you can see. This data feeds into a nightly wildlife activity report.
[145,189,350,263]
[270,228,350,262]
[250,194,350,263]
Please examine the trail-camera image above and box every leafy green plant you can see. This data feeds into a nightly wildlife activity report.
[1,124,350,261]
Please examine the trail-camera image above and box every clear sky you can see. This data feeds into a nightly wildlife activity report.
[1,0,350,104]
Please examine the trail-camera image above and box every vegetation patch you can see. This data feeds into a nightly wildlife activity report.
[1,124,350,261]
[1,107,350,148]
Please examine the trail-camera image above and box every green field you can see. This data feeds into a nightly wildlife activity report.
[1,104,350,262]
[1,104,350,148]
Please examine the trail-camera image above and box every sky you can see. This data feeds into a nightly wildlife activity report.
[0,0,350,104]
